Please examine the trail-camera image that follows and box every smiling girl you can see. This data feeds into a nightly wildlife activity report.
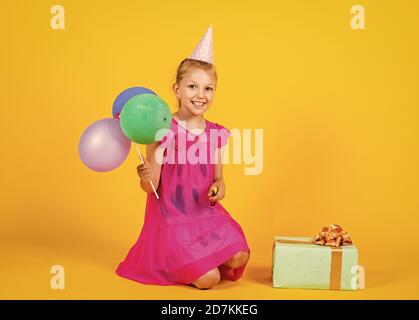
[116,27,251,289]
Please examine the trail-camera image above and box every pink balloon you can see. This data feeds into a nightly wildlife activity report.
[79,118,131,172]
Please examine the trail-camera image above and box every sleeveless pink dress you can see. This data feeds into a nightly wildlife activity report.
[115,118,251,286]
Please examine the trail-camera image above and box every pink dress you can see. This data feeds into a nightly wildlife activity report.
[115,118,251,286]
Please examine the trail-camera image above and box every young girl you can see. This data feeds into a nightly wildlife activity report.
[116,28,250,289]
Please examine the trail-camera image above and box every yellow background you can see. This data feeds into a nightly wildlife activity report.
[1,0,418,299]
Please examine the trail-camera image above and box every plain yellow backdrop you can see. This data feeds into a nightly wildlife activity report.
[0,0,418,299]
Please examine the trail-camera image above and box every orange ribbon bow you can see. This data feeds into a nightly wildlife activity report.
[314,224,353,248]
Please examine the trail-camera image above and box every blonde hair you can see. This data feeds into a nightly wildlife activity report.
[176,58,217,84]
[175,58,217,108]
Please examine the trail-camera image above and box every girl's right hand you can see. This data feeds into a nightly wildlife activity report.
[137,159,153,182]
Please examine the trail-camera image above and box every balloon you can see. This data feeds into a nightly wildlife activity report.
[120,94,172,144]
[79,118,131,172]
[112,87,156,118]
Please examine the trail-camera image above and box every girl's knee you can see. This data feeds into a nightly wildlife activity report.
[226,250,250,269]
[192,268,221,289]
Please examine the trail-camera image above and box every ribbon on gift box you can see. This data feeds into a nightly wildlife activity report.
[275,224,354,290]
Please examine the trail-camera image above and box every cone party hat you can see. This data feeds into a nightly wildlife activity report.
[189,25,213,64]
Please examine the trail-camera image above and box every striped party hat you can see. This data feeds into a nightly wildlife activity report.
[189,25,213,64]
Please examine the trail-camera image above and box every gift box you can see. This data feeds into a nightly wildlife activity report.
[272,225,359,290]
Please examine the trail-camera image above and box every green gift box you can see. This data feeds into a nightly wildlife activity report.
[272,235,359,290]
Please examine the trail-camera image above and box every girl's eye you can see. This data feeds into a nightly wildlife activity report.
[188,84,196,89]
[206,87,213,91]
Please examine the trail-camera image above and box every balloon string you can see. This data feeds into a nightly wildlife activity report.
[135,144,159,200]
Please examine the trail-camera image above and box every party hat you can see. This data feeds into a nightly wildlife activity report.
[189,25,213,64]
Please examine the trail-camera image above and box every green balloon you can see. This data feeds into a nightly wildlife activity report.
[119,94,172,144]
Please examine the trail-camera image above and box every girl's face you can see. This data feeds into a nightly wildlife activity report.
[173,67,216,117]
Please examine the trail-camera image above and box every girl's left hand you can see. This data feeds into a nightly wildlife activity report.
[208,179,226,204]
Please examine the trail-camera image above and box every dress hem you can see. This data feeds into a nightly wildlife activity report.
[115,242,250,286]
